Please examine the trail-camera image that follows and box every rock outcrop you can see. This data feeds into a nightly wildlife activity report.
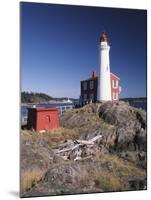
[21,101,147,197]
[61,101,147,164]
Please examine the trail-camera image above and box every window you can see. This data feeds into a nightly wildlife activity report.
[83,82,87,90]
[112,80,118,88]
[116,80,118,87]
[113,92,115,100]
[116,92,118,100]
[113,92,118,100]
[89,93,94,100]
[83,94,87,100]
[90,81,94,89]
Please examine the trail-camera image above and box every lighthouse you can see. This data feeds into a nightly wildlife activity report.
[97,33,112,101]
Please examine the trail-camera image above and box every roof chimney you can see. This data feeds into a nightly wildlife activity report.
[92,71,97,78]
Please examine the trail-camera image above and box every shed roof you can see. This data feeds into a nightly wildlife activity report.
[28,107,58,112]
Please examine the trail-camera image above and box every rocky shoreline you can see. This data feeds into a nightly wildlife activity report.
[20,101,147,197]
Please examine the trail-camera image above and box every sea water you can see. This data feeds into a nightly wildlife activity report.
[21,103,74,122]
[129,101,147,111]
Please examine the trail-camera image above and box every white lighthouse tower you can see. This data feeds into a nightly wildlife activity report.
[97,33,112,101]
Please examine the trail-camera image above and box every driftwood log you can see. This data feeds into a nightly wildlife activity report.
[53,135,102,161]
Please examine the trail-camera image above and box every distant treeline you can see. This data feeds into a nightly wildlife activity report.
[121,97,147,102]
[21,91,52,103]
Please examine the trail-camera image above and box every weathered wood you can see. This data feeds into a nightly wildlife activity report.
[89,135,102,142]
[53,135,102,161]
[74,156,82,161]
[76,135,102,145]
[55,144,81,154]
[76,140,94,145]
[78,155,92,161]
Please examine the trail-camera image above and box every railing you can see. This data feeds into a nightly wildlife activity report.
[56,105,74,115]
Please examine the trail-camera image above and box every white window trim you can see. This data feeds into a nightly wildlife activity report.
[113,92,118,100]
[112,80,118,88]
[116,92,118,100]
[113,92,115,100]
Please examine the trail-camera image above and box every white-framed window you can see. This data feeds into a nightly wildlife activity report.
[83,94,87,100]
[116,92,118,100]
[113,92,115,100]
[83,82,87,90]
[113,92,118,100]
[90,81,94,89]
[112,80,118,88]
[89,93,94,100]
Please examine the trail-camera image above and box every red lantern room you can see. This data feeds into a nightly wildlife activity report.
[27,107,60,132]
[100,32,108,43]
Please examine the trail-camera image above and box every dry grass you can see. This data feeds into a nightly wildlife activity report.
[75,153,146,192]
[77,160,122,192]
[21,127,80,194]
[93,169,122,191]
[93,153,146,191]
[21,127,80,146]
[21,168,47,193]
[98,154,145,177]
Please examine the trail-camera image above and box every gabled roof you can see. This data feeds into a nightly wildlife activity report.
[110,72,120,80]
[81,77,97,82]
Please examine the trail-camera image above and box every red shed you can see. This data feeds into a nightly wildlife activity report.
[27,107,60,132]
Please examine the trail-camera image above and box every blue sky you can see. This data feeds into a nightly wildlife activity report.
[21,2,147,98]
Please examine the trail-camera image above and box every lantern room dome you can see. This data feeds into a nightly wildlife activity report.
[100,32,108,43]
